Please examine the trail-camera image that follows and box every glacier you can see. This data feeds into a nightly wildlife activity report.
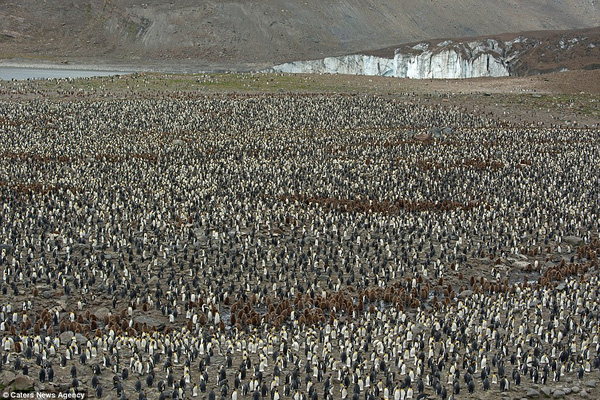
[269,38,534,79]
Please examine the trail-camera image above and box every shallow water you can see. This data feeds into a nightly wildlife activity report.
[0,67,132,81]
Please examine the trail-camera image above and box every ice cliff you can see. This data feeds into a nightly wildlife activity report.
[270,38,535,79]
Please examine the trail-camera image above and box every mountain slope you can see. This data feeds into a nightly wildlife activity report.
[0,0,599,69]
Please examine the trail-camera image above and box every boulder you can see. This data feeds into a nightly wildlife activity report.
[584,380,596,388]
[580,389,588,398]
[540,386,552,397]
[411,324,425,335]
[74,333,88,344]
[428,127,443,139]
[442,127,454,135]
[526,388,541,398]
[552,389,565,398]
[94,307,111,320]
[563,236,583,246]
[563,387,572,395]
[55,299,68,311]
[0,370,16,386]
[514,261,531,270]
[571,386,581,393]
[12,374,35,391]
[59,331,74,343]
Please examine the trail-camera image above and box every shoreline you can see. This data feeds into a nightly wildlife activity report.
[0,57,271,75]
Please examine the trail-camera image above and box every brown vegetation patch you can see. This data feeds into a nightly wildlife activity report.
[94,152,158,163]
[462,158,504,170]
[1,152,72,163]
[279,194,481,213]
[0,180,78,195]
[416,157,503,171]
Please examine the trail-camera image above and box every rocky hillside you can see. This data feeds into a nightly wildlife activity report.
[0,0,599,70]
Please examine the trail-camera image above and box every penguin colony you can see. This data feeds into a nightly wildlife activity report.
[0,77,599,400]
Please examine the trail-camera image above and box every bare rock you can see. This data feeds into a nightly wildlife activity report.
[95,307,111,320]
[514,261,531,270]
[59,331,75,343]
[411,323,425,335]
[12,374,35,391]
[527,388,541,398]
[563,235,583,246]
[442,127,454,135]
[428,127,443,139]
[0,370,16,386]
[540,386,552,397]
[585,380,596,388]
[74,333,88,344]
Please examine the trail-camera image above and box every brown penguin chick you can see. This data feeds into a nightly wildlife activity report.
[383,291,392,303]
[274,316,283,328]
